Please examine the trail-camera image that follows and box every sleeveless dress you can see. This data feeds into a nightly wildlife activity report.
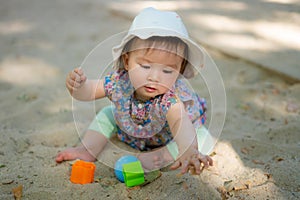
[104,69,206,151]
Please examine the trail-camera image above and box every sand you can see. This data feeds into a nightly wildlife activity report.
[1,0,299,199]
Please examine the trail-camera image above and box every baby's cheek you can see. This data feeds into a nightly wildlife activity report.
[130,76,147,90]
[162,78,177,90]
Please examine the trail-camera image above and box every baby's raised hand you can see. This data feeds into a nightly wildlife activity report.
[66,68,87,92]
[170,148,213,175]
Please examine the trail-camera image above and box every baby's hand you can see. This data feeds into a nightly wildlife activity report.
[66,68,87,92]
[170,148,213,175]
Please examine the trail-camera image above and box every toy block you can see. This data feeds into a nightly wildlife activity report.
[70,160,96,184]
[122,161,145,187]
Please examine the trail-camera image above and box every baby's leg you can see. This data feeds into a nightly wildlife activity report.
[56,106,117,163]
[167,126,213,158]
[56,130,108,163]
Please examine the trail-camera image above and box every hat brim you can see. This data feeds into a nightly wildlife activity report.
[112,28,205,79]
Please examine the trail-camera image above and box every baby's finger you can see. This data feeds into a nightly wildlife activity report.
[207,156,213,166]
[80,74,87,82]
[71,73,83,86]
[66,76,74,87]
[74,67,84,76]
[204,155,213,167]
[180,160,189,174]
[68,78,81,89]
[66,79,77,92]
[170,161,181,170]
[191,159,201,174]
[69,71,77,81]
[73,79,82,88]
[199,155,213,168]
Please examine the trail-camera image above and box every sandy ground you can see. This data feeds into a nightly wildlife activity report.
[1,0,300,199]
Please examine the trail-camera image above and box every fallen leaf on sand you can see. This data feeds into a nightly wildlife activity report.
[238,103,250,111]
[17,93,38,102]
[252,159,265,165]
[2,179,14,185]
[182,181,189,190]
[12,185,23,200]
[142,170,162,186]
[264,173,273,180]
[272,156,284,162]
[217,186,228,200]
[209,151,217,157]
[224,180,234,192]
[241,147,249,154]
[233,181,249,191]
[223,180,250,192]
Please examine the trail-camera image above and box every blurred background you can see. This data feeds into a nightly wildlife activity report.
[0,0,299,199]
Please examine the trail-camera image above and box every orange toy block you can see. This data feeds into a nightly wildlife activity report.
[70,160,96,184]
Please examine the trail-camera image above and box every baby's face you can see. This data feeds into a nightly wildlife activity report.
[123,48,183,101]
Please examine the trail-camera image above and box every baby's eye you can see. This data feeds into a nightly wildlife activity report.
[140,64,150,69]
[163,69,174,74]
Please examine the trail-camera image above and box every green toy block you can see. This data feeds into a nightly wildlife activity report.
[122,161,145,187]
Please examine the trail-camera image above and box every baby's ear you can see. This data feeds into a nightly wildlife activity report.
[122,54,129,70]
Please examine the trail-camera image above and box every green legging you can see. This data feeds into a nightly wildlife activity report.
[88,106,211,159]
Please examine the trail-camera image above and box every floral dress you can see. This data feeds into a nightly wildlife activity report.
[104,69,206,151]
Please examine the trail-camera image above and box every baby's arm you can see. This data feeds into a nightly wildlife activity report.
[66,68,106,101]
[166,102,213,174]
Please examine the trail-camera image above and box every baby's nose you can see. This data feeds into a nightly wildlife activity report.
[147,68,160,82]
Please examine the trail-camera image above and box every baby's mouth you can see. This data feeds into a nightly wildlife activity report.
[144,86,157,92]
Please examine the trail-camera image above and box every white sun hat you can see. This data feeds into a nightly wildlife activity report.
[112,7,205,79]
